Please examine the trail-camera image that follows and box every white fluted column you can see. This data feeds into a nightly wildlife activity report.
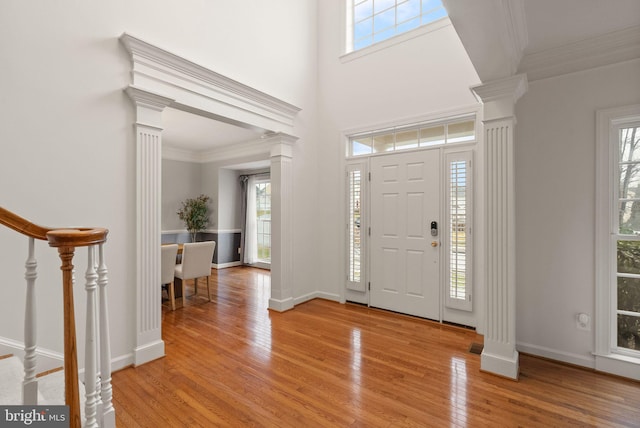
[268,134,297,312]
[471,74,527,379]
[126,86,174,365]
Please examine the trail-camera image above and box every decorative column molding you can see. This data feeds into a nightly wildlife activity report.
[471,73,527,379]
[125,86,174,365]
[267,133,298,312]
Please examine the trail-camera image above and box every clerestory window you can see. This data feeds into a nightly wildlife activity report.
[347,0,448,52]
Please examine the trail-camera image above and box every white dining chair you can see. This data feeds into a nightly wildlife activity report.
[174,241,216,305]
[161,244,179,310]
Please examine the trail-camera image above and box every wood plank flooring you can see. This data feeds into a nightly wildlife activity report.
[112,267,640,427]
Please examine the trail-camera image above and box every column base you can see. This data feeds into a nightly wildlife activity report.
[268,297,294,312]
[133,339,165,366]
[481,349,519,380]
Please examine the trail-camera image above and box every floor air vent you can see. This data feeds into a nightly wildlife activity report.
[468,343,484,355]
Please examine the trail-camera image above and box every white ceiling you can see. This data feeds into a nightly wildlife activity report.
[162,107,265,154]
[523,0,640,55]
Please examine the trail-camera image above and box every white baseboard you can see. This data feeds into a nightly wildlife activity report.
[212,261,242,269]
[0,337,63,373]
[294,291,341,306]
[1,336,139,375]
[517,341,595,369]
[111,353,135,372]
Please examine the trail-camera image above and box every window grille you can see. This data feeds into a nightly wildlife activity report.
[350,0,448,51]
[256,181,271,263]
[349,117,475,157]
[348,169,362,283]
[445,151,472,311]
[615,125,640,353]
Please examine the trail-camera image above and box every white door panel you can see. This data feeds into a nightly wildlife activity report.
[370,150,440,320]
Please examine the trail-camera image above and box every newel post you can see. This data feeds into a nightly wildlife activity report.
[471,74,528,380]
[126,86,174,365]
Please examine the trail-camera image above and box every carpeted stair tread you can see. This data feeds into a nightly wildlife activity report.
[0,356,26,404]
[0,357,85,422]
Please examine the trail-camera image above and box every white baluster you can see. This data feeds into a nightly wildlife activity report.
[93,247,103,420]
[84,247,99,428]
[98,243,115,427]
[23,237,38,404]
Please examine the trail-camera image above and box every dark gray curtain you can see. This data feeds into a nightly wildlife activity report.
[239,175,249,265]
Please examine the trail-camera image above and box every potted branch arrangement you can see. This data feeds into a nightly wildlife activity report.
[177,194,211,243]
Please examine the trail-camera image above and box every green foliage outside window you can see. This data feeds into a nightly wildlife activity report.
[616,240,640,351]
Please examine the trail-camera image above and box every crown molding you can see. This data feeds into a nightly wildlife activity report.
[119,33,301,129]
[199,138,270,164]
[519,25,640,82]
[161,145,202,163]
[501,0,528,68]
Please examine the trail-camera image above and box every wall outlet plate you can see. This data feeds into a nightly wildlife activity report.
[576,313,590,331]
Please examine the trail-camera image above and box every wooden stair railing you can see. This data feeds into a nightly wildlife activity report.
[0,207,115,428]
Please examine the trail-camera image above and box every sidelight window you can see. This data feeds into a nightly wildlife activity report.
[347,163,367,292]
[445,151,472,311]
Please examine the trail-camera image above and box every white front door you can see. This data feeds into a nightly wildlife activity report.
[370,149,440,320]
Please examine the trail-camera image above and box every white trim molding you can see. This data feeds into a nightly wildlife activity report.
[120,33,301,133]
[520,25,640,82]
[443,0,528,82]
[120,35,301,361]
[500,0,528,71]
[595,103,640,381]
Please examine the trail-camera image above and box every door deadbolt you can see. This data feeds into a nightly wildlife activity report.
[430,221,438,237]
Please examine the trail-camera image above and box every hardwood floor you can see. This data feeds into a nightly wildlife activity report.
[112,267,640,427]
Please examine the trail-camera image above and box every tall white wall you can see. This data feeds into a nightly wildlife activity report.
[316,0,480,301]
[0,0,319,368]
[515,59,640,366]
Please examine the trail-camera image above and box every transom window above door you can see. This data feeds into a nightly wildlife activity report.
[347,0,448,52]
[347,116,475,157]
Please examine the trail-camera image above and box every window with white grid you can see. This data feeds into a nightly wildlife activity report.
[348,0,448,52]
[445,151,472,311]
[256,180,271,263]
[348,117,475,157]
[347,163,367,292]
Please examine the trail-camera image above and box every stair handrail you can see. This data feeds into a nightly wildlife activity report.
[0,207,110,428]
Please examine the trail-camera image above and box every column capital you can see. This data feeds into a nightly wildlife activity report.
[266,132,299,158]
[125,86,175,129]
[471,74,528,121]
[125,85,174,111]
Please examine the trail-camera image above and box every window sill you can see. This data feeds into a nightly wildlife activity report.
[340,17,451,64]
